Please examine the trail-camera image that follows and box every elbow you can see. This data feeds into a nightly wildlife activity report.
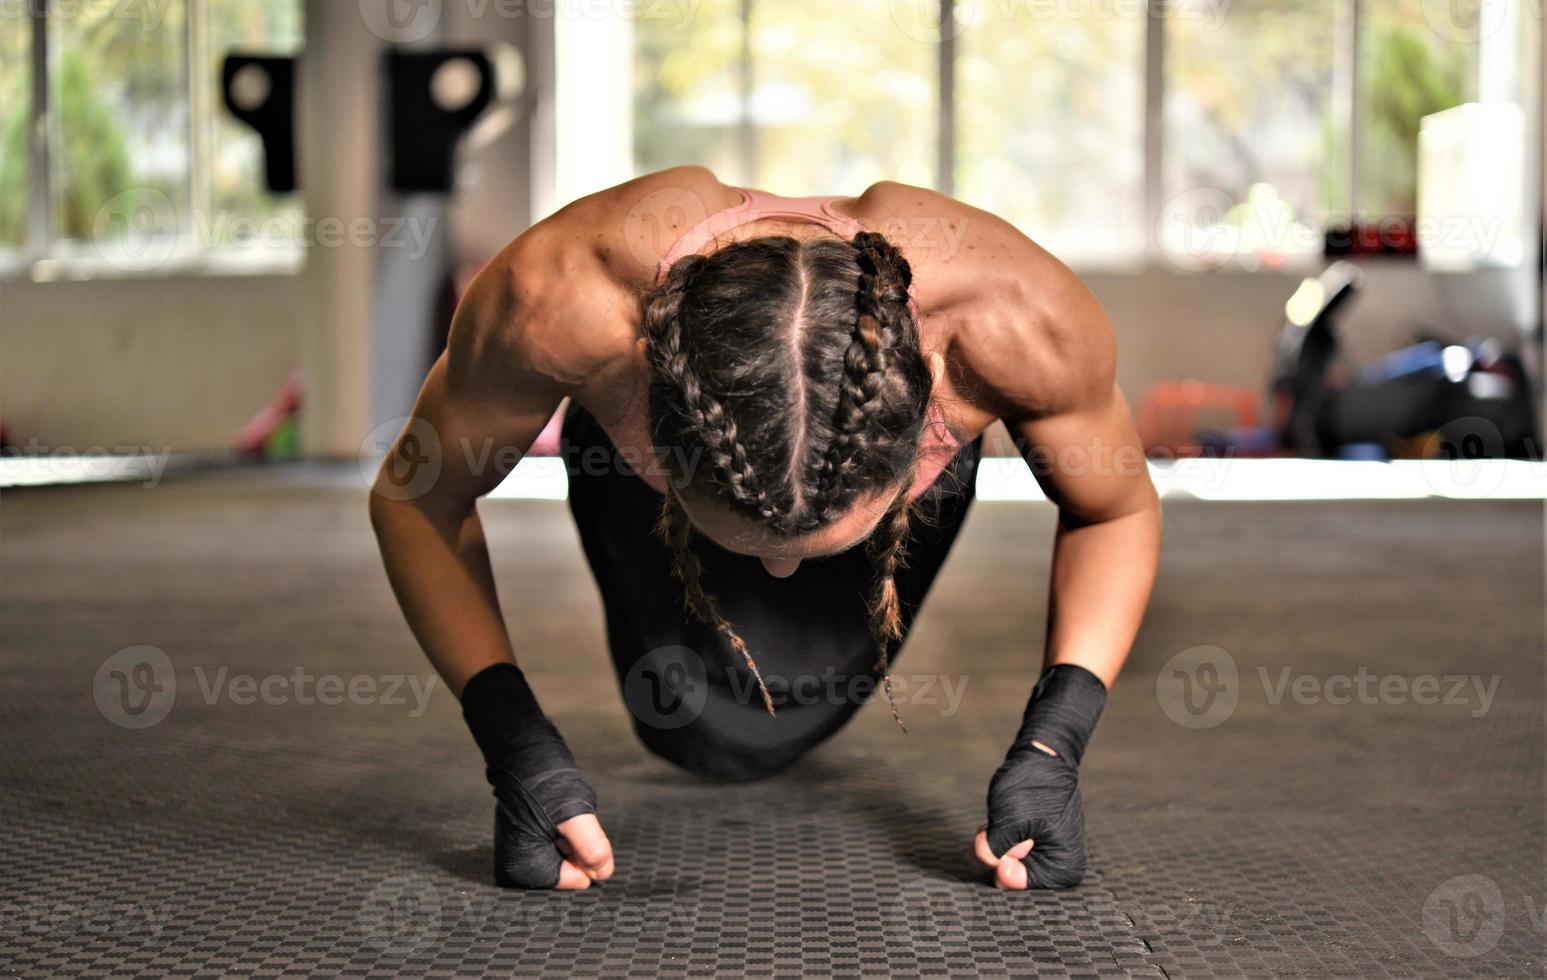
[367,466,420,538]
[367,481,396,539]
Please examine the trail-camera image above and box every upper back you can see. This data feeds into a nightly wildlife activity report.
[453,166,1111,430]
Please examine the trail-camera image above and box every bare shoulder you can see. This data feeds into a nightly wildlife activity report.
[444,168,735,405]
[857,182,1116,420]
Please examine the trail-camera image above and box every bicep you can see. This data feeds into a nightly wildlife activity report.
[375,268,570,514]
[1008,383,1154,525]
[380,352,563,513]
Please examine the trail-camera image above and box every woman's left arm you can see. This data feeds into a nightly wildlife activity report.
[1007,381,1161,687]
[954,248,1160,889]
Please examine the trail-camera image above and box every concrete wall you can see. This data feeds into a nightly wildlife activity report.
[1,274,303,452]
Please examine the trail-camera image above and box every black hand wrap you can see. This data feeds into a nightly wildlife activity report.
[460,663,598,889]
[985,663,1107,889]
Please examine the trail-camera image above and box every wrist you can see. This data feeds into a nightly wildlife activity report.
[1012,663,1107,765]
[461,662,573,774]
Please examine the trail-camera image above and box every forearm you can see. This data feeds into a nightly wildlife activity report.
[1043,493,1160,688]
[371,493,517,697]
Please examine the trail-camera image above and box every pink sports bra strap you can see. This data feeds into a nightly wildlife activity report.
[656,189,866,282]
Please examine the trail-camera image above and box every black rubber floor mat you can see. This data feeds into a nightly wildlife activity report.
[2,475,1542,977]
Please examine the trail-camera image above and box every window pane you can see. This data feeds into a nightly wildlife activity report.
[49,0,189,249]
[748,0,933,194]
[633,0,934,195]
[1358,0,1478,217]
[634,0,745,180]
[1164,0,1342,266]
[0,11,30,248]
[205,0,304,248]
[957,4,1145,261]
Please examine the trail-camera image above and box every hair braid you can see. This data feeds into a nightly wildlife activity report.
[866,490,917,732]
[805,231,924,731]
[644,258,782,523]
[807,232,918,522]
[642,232,933,734]
[655,489,777,715]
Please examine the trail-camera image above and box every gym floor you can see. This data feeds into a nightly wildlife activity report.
[3,468,1542,978]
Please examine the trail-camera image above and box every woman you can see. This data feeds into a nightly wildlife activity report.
[369,166,1161,893]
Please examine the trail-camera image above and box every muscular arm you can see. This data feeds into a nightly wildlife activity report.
[954,247,1160,688]
[1011,383,1160,687]
[368,254,570,697]
[959,238,1159,890]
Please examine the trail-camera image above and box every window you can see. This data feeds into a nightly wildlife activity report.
[632,0,935,196]
[205,0,303,246]
[1164,0,1343,266]
[0,13,31,247]
[3,0,303,275]
[1357,0,1478,217]
[956,3,1145,260]
[549,0,1533,270]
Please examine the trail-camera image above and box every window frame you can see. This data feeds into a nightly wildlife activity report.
[1,0,304,282]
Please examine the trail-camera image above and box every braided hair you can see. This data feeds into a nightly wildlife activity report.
[644,231,933,729]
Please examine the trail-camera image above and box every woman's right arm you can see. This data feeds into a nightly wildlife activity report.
[368,234,628,890]
[367,256,566,698]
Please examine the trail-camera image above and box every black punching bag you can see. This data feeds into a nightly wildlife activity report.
[385,50,497,194]
[221,55,299,193]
